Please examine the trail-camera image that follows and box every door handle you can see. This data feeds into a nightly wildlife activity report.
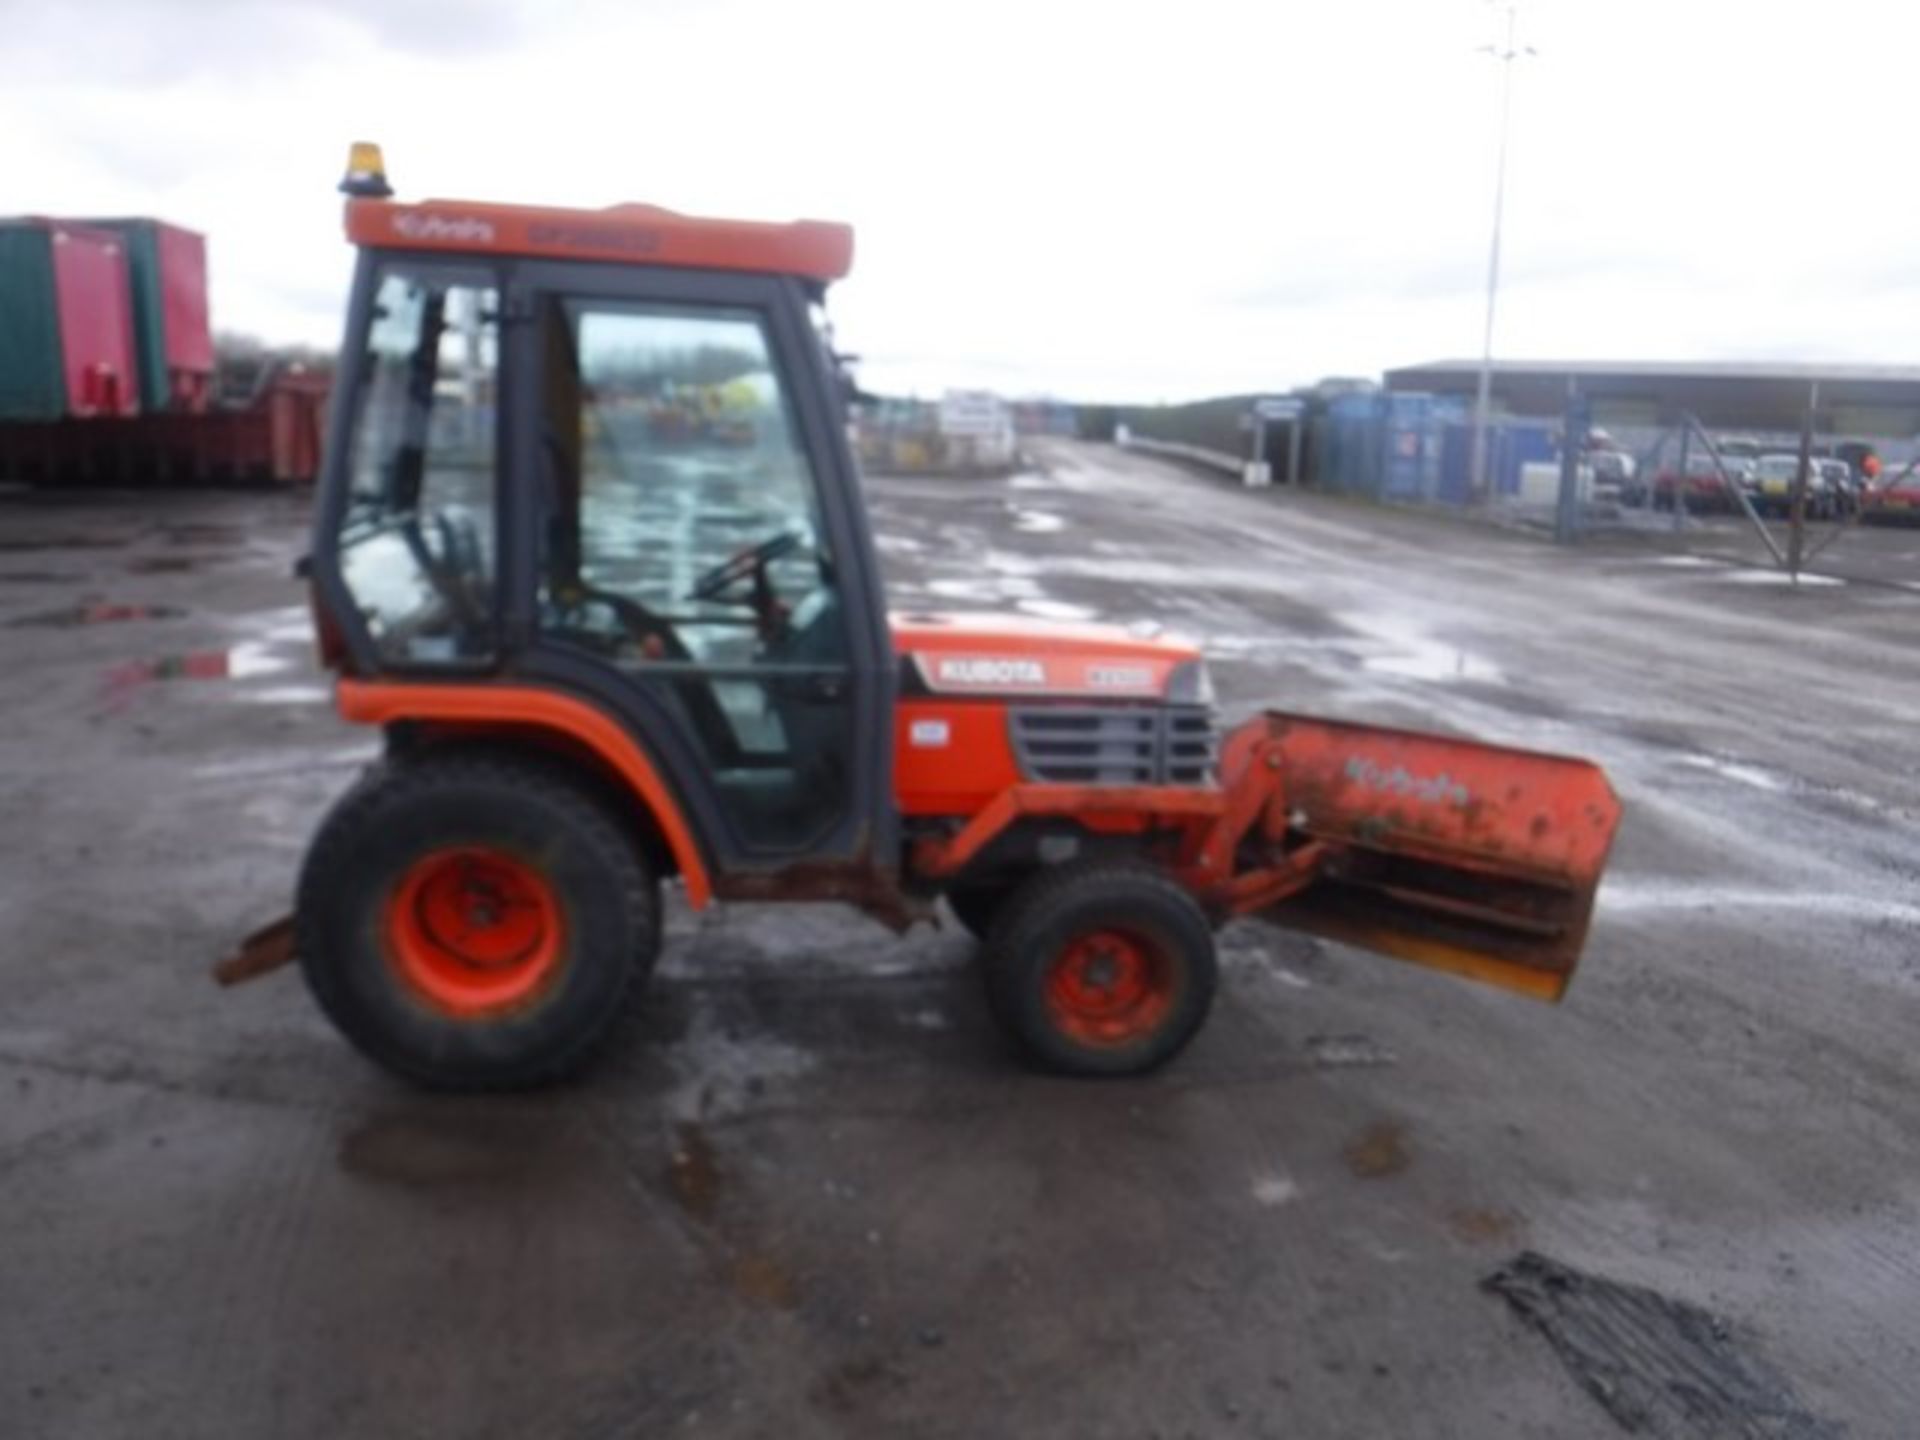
[772,672,847,703]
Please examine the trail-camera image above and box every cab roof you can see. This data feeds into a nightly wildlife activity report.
[344,196,854,283]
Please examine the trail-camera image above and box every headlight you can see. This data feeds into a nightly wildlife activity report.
[1166,658,1215,707]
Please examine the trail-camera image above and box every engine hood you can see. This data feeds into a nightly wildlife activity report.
[890,610,1203,701]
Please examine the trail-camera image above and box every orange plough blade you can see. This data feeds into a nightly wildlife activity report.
[1224,712,1622,1001]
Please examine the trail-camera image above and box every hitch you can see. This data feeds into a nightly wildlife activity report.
[213,914,297,986]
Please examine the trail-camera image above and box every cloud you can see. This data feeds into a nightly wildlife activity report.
[4,0,1915,399]
[0,0,541,84]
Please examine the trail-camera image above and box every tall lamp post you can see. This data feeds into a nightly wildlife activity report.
[1467,2,1534,502]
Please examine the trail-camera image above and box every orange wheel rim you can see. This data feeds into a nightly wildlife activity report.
[1043,928,1175,1047]
[385,847,564,1018]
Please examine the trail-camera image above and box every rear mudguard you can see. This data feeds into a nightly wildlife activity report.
[1218,712,1622,1001]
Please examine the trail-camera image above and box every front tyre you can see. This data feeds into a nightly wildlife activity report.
[296,753,658,1091]
[982,863,1217,1077]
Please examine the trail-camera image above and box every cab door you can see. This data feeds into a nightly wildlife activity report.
[505,263,894,873]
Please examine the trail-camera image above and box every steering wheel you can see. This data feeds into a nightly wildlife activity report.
[396,511,486,642]
[688,530,804,604]
[549,580,691,662]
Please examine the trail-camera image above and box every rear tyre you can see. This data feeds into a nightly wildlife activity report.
[982,863,1217,1077]
[296,752,658,1091]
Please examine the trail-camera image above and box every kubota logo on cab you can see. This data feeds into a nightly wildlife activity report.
[392,213,496,244]
[933,656,1048,688]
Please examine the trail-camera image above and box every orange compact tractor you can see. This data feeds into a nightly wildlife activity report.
[221,146,1621,1088]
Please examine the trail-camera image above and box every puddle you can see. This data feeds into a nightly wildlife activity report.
[1448,1207,1523,1244]
[1251,1174,1300,1207]
[1716,569,1845,588]
[1483,1250,1840,1439]
[1010,507,1066,534]
[1675,755,1786,793]
[104,652,232,688]
[1363,648,1501,681]
[1015,598,1098,621]
[1053,554,1292,593]
[126,556,199,574]
[1342,611,1504,683]
[256,610,318,644]
[663,1003,816,1121]
[339,1112,541,1187]
[1343,1121,1410,1179]
[813,1355,910,1415]
[0,535,128,552]
[6,601,184,629]
[926,574,1042,604]
[1187,609,1492,682]
[1597,881,1920,929]
[666,1121,722,1223]
[233,684,330,706]
[102,641,297,697]
[729,1251,799,1309]
[228,640,296,678]
[1202,633,1321,664]
[981,549,1043,578]
[190,751,369,783]
[161,523,245,546]
[663,1120,801,1310]
[1306,1034,1397,1070]
[1374,649,1498,681]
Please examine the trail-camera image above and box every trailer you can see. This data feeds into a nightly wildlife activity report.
[0,219,141,422]
[0,365,328,486]
[0,214,329,487]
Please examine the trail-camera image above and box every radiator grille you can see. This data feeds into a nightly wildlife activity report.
[1009,705,1216,786]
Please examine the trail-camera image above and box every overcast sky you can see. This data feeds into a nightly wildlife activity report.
[6,0,1914,401]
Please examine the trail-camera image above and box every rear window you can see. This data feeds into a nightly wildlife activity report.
[335,266,501,666]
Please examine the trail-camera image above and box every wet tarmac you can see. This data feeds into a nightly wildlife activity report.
[2,444,1916,1437]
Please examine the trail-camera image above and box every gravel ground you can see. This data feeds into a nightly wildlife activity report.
[1,440,1915,1438]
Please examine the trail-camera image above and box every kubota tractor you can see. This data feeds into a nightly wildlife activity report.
[220,145,1621,1088]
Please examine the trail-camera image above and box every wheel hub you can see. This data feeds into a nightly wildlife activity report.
[385,847,564,1016]
[1044,927,1174,1046]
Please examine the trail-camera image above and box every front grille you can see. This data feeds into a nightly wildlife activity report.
[1010,705,1217,786]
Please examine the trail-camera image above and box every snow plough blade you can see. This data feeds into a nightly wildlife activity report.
[1224,712,1622,1001]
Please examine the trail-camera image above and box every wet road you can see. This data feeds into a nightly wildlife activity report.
[2,442,1916,1438]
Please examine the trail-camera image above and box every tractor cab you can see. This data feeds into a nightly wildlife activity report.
[312,161,902,877]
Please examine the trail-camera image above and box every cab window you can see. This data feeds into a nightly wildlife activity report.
[336,268,500,665]
[535,297,852,850]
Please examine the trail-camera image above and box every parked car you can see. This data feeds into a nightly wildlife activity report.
[1718,455,1758,492]
[1860,470,1920,524]
[1816,458,1858,515]
[1629,458,1742,512]
[1750,453,1836,519]
[1832,440,1882,486]
[1589,449,1636,495]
